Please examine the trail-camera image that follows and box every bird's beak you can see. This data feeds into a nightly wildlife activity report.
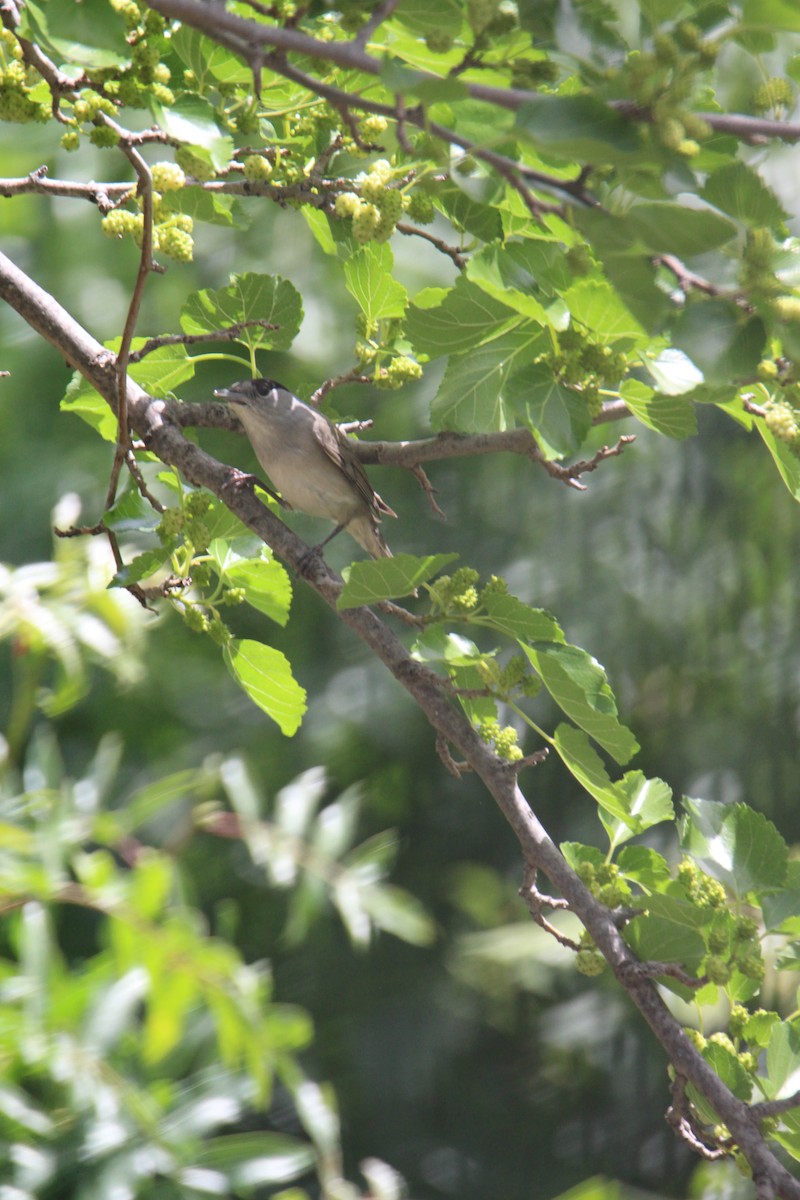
[214,387,232,400]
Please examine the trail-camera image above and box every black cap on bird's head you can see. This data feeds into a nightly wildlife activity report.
[214,378,287,406]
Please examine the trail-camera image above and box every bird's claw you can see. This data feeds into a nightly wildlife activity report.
[222,469,290,509]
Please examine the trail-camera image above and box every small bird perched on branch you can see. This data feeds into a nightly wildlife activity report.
[214,377,396,559]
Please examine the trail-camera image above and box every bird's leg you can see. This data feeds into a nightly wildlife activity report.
[296,523,345,574]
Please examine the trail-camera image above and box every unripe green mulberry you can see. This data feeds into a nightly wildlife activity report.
[675,22,701,50]
[335,191,361,218]
[468,0,497,33]
[89,125,120,148]
[208,616,232,645]
[576,949,605,976]
[753,77,794,112]
[352,202,380,242]
[653,32,679,65]
[361,174,387,204]
[183,606,210,634]
[657,116,685,151]
[764,402,798,445]
[425,30,453,54]
[157,508,184,539]
[705,956,731,985]
[151,83,174,106]
[681,112,712,141]
[243,154,273,181]
[101,209,134,238]
[151,161,186,191]
[158,225,194,262]
[60,129,81,151]
[185,491,212,518]
[406,192,435,224]
[360,114,388,137]
[387,355,423,383]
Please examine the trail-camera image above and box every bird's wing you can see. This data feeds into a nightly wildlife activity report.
[316,417,398,520]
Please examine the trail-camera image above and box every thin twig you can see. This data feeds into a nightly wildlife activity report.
[128,320,279,361]
[410,464,447,519]
[396,222,467,268]
[353,0,402,48]
[540,435,637,488]
[310,370,374,405]
[520,864,581,949]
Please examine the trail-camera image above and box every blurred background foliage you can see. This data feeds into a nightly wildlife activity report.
[3,19,800,1200]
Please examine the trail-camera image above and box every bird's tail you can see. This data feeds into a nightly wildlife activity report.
[349,515,392,559]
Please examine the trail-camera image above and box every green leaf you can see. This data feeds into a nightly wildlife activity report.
[105,488,160,533]
[170,25,251,88]
[60,374,118,441]
[435,184,504,243]
[598,771,674,848]
[701,162,788,227]
[381,58,467,102]
[430,326,547,432]
[392,0,464,34]
[224,640,307,735]
[165,185,249,229]
[702,1040,753,1101]
[198,1133,315,1185]
[761,862,800,932]
[124,341,198,397]
[757,419,800,502]
[210,541,293,626]
[360,883,437,945]
[121,767,215,833]
[640,348,704,396]
[552,723,633,820]
[744,1010,780,1047]
[670,302,766,384]
[564,279,646,343]
[626,202,737,258]
[764,1020,800,1098]
[560,841,606,872]
[337,553,458,608]
[200,501,254,547]
[524,646,639,764]
[619,380,697,439]
[19,0,129,67]
[505,364,591,458]
[617,845,672,890]
[743,0,800,31]
[343,244,408,322]
[515,95,642,164]
[411,627,483,666]
[109,548,172,587]
[480,590,564,643]
[625,895,708,975]
[466,245,550,323]
[182,273,303,351]
[680,798,787,897]
[149,94,234,170]
[301,207,337,256]
[406,276,522,358]
[552,726,667,841]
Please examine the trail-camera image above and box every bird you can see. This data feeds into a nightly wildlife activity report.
[214,377,396,559]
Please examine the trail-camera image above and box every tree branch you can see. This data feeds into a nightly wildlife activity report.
[1,246,797,1196]
[146,1,800,152]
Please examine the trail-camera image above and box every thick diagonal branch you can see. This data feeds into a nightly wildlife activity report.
[0,247,797,1199]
